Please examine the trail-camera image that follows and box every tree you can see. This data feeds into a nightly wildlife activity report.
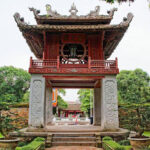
[119,104,150,138]
[117,69,150,104]
[57,89,68,109]
[77,89,93,113]
[100,0,134,3]
[0,102,16,138]
[0,66,31,103]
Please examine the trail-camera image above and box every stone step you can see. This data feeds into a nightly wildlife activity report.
[52,136,96,142]
[53,133,95,137]
[52,141,97,146]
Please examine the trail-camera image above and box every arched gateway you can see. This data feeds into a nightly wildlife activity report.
[14,3,133,139]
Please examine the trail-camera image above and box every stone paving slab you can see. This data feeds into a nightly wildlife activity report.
[46,146,103,150]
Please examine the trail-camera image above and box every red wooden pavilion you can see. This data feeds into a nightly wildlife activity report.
[14,4,133,130]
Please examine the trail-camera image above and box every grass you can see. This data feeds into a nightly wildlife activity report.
[143,131,150,137]
[0,133,4,138]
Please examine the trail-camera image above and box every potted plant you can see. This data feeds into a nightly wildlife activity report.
[0,102,20,150]
[121,104,150,150]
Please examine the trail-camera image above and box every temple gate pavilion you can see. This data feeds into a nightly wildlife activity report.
[14,3,133,141]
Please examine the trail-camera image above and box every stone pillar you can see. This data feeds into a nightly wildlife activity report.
[101,76,119,131]
[28,75,45,128]
[45,87,53,125]
[93,88,101,126]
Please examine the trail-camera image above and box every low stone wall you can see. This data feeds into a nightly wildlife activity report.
[2,103,29,130]
[3,103,149,132]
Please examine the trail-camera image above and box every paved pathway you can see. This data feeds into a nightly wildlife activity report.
[46,146,103,150]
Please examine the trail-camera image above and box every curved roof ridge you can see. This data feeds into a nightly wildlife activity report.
[28,4,118,25]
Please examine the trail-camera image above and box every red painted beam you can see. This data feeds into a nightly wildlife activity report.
[43,76,104,80]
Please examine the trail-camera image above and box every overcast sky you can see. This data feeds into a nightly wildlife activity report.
[0,0,150,101]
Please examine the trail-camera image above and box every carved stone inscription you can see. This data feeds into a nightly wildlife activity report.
[105,80,118,126]
[101,77,119,130]
[30,79,43,127]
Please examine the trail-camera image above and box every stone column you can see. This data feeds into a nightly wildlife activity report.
[101,76,119,131]
[45,87,53,125]
[93,88,101,126]
[28,74,46,128]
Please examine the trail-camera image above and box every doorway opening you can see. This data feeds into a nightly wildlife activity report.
[52,88,94,126]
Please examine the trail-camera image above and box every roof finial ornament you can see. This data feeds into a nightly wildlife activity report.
[87,6,100,17]
[69,3,78,17]
[29,7,40,17]
[120,13,134,26]
[14,13,27,25]
[107,8,118,17]
[46,4,60,17]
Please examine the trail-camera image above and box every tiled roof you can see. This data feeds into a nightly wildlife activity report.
[64,102,81,111]
[13,5,133,59]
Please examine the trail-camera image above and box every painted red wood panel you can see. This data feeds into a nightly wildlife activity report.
[45,34,59,59]
[88,33,104,60]
[61,33,85,44]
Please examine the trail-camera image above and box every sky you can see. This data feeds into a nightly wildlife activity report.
[0,0,150,101]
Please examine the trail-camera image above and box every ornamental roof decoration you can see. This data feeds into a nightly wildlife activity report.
[28,4,119,25]
[69,3,78,17]
[87,6,100,17]
[45,4,61,17]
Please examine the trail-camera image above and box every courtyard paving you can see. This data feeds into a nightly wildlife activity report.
[46,146,103,150]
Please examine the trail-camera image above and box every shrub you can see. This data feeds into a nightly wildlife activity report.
[103,140,125,150]
[0,132,4,138]
[17,141,28,147]
[119,103,150,137]
[15,137,45,150]
[119,140,130,146]
[102,136,113,141]
[124,146,132,150]
[34,137,45,142]
[102,137,132,150]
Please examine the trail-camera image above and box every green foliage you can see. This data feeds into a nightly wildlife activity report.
[0,66,31,103]
[103,140,125,150]
[102,136,113,141]
[119,104,150,137]
[15,137,45,150]
[0,102,15,137]
[143,131,150,137]
[34,137,45,142]
[118,140,130,146]
[77,89,93,113]
[101,0,134,3]
[102,136,132,150]
[0,132,4,138]
[117,69,150,104]
[57,89,68,109]
[22,91,30,102]
[124,146,132,150]
[17,141,28,147]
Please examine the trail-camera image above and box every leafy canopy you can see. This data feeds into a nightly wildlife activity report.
[57,89,68,109]
[117,69,150,104]
[0,66,31,103]
[78,89,93,113]
[100,0,134,3]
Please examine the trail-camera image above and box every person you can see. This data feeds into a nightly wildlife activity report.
[75,115,78,125]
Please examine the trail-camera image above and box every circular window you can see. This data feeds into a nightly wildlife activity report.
[61,43,86,64]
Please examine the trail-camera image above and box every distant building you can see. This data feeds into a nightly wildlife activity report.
[58,101,84,117]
